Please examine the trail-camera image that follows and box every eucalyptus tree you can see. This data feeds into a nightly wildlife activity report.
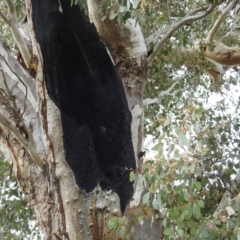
[0,0,240,239]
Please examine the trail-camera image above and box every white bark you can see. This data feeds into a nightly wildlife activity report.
[0,0,31,65]
[147,3,217,64]
[206,1,237,42]
[143,77,183,106]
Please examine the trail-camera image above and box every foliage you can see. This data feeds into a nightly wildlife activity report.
[110,88,240,239]
[114,87,240,239]
[138,90,240,239]
[0,154,42,239]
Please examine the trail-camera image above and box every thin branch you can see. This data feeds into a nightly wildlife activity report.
[0,9,10,25]
[166,0,171,24]
[147,3,218,64]
[0,113,43,169]
[144,5,209,46]
[143,77,183,106]
[3,0,31,66]
[206,1,237,42]
[145,27,170,46]
[185,5,209,17]
[143,90,182,106]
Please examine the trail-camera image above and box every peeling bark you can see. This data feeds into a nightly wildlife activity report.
[205,41,240,66]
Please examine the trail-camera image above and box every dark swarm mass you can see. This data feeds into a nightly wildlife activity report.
[31,0,136,212]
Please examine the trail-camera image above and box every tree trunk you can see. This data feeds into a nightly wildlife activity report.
[87,1,164,239]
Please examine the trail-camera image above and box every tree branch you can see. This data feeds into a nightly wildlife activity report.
[147,4,217,64]
[0,9,10,25]
[143,76,183,106]
[0,113,43,169]
[205,41,240,66]
[3,0,31,66]
[145,27,170,46]
[145,6,210,46]
[206,1,237,42]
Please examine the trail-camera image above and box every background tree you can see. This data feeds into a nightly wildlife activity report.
[1,0,240,239]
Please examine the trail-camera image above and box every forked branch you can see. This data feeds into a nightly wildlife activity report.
[147,3,218,64]
[143,76,184,106]
[145,5,209,46]
[206,1,237,42]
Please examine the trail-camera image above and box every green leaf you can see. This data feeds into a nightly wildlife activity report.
[109,11,118,20]
[164,118,171,127]
[197,200,204,208]
[169,208,180,219]
[101,16,107,21]
[202,124,209,131]
[142,192,150,204]
[182,204,192,220]
[158,144,163,156]
[174,149,180,158]
[117,217,124,225]
[163,228,171,236]
[193,203,201,219]
[177,228,184,237]
[130,171,135,182]
[168,144,175,155]
[119,226,126,238]
[119,6,126,13]
[149,182,156,193]
[157,191,162,208]
[200,228,209,238]
[178,221,185,229]
[178,194,185,203]
[132,0,140,7]
[159,134,166,142]
[190,162,196,174]
[137,175,144,185]
[151,143,160,151]
[152,195,159,210]
[174,184,184,194]
[108,218,117,231]
[183,191,190,201]
[178,132,189,147]
[190,227,197,235]
[194,181,201,190]
[162,218,167,227]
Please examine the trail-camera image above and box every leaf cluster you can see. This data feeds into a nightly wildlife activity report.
[0,154,42,239]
